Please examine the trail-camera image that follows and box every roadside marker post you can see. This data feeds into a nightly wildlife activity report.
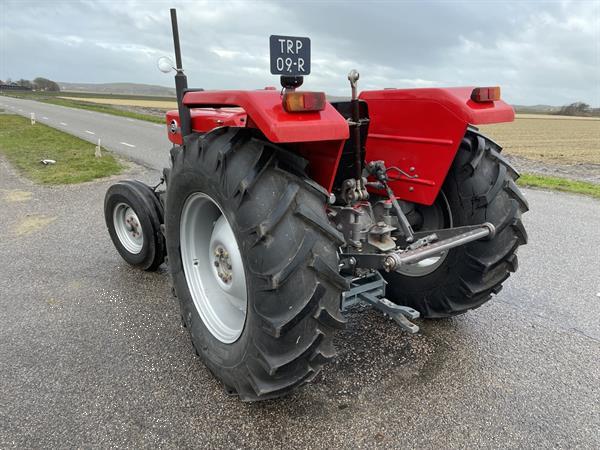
[30,113,36,125]
[95,138,102,158]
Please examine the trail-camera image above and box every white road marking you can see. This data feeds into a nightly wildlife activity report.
[120,142,136,148]
[126,118,135,122]
[60,122,68,126]
[153,124,163,128]
[85,130,95,135]
[42,116,49,120]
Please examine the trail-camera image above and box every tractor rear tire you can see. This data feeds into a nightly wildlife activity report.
[165,128,348,401]
[383,129,528,318]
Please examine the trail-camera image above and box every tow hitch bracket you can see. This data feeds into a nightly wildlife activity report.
[342,272,421,333]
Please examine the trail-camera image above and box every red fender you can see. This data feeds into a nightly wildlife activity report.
[181,90,348,143]
[360,87,514,205]
[166,89,348,191]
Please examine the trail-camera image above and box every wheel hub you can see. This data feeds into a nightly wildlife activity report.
[113,202,144,254]
[180,193,248,344]
[125,212,140,236]
[213,246,233,284]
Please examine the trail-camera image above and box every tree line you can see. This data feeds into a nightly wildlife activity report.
[0,77,60,91]
[556,102,600,117]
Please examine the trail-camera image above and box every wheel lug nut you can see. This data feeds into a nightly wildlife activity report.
[214,261,219,267]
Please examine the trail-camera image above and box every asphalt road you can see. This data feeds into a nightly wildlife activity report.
[0,95,170,170]
[1,98,599,448]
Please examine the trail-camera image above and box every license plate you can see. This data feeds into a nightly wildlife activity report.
[269,35,311,76]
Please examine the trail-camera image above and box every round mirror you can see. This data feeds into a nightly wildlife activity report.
[157,56,175,74]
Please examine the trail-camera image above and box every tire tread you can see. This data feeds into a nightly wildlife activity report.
[166,128,344,401]
[383,129,528,317]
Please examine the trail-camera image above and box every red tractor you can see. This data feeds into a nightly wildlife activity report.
[104,10,528,401]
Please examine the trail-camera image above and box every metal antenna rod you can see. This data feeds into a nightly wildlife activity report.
[170,8,183,70]
[169,8,191,138]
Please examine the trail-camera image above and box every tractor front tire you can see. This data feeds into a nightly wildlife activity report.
[165,128,348,401]
[104,180,165,271]
[384,129,529,318]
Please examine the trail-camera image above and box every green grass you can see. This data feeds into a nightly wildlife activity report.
[0,91,165,124]
[518,173,600,199]
[0,114,123,184]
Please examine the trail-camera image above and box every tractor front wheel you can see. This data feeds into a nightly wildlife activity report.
[104,180,165,271]
[384,129,529,318]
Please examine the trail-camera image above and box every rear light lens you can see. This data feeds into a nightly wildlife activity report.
[282,91,326,112]
[471,86,501,102]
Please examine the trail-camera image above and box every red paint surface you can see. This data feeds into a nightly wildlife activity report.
[183,89,348,143]
[164,86,514,202]
[166,90,348,191]
[166,108,246,145]
[359,87,514,205]
[291,140,346,192]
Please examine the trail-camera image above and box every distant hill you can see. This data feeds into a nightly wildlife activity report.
[58,82,175,97]
[513,104,561,114]
[51,84,590,116]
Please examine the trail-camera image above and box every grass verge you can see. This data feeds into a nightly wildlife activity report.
[518,173,600,199]
[0,114,123,184]
[1,92,164,124]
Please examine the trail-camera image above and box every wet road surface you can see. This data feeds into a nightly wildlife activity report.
[1,154,598,448]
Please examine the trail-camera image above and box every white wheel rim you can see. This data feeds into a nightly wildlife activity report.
[113,202,144,254]
[180,193,248,344]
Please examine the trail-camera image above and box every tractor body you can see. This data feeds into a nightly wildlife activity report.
[103,9,528,401]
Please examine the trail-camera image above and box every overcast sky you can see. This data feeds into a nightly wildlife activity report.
[1,0,599,106]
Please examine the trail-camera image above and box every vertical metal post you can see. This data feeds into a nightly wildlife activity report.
[170,9,183,70]
[170,8,191,138]
[348,70,365,197]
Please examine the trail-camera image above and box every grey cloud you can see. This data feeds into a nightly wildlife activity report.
[1,0,598,106]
